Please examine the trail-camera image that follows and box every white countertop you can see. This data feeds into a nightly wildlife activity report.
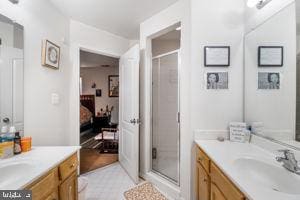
[0,146,80,190]
[195,140,300,200]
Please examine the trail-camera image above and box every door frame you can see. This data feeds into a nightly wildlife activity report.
[69,44,120,173]
[140,22,183,199]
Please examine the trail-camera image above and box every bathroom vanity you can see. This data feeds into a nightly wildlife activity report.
[0,146,80,200]
[195,143,245,200]
[194,139,300,200]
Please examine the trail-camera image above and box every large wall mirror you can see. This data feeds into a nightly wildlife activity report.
[0,14,24,134]
[244,1,300,148]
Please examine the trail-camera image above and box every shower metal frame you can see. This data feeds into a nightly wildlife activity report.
[150,49,181,186]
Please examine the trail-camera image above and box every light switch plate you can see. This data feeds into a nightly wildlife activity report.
[51,93,60,105]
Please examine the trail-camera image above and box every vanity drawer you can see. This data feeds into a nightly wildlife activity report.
[210,163,245,200]
[196,147,210,173]
[29,168,59,200]
[59,153,78,181]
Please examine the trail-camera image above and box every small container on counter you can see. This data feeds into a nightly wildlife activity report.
[21,137,32,152]
[0,141,14,159]
[14,132,22,155]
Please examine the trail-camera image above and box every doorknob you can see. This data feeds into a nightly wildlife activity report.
[130,119,141,125]
[130,119,136,124]
[2,118,10,123]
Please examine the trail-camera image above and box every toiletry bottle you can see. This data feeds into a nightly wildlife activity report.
[14,132,21,155]
[0,126,8,159]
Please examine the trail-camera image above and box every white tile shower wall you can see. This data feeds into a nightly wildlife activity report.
[0,0,71,145]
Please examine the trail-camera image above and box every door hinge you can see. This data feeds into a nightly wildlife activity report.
[177,112,180,123]
[152,148,157,159]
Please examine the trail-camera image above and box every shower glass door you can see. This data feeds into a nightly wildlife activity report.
[151,51,180,184]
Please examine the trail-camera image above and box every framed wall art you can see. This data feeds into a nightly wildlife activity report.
[206,72,228,90]
[42,40,60,69]
[108,75,119,97]
[258,72,280,90]
[258,46,283,67]
[204,46,230,67]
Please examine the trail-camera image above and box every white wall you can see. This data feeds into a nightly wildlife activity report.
[245,3,297,140]
[190,0,244,134]
[139,0,191,199]
[0,0,71,146]
[68,20,130,145]
[245,0,294,33]
[80,66,119,123]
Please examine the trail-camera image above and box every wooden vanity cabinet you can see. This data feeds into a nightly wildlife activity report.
[26,153,78,200]
[195,146,246,200]
[59,172,78,200]
[196,162,210,200]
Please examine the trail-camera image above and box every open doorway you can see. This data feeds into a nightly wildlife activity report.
[79,50,120,174]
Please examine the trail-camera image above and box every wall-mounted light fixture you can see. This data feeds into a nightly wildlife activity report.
[247,0,272,9]
[8,0,19,4]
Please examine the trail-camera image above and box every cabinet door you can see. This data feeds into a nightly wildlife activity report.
[196,163,210,200]
[45,189,59,200]
[59,172,78,200]
[211,183,226,200]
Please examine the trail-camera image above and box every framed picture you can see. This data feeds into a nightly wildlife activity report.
[258,46,283,67]
[108,75,119,97]
[206,72,228,89]
[96,89,102,97]
[258,72,280,90]
[42,40,60,69]
[204,46,230,67]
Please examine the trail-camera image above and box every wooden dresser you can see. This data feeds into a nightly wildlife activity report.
[195,146,246,200]
[25,153,78,200]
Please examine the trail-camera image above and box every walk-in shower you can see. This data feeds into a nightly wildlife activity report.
[151,27,180,184]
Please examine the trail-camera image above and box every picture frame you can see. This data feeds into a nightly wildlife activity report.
[204,46,230,67]
[108,75,119,97]
[258,46,283,67]
[42,40,60,69]
[96,89,102,97]
[206,72,228,90]
[258,72,280,90]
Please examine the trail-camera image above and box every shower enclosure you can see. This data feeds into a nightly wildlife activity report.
[151,50,180,184]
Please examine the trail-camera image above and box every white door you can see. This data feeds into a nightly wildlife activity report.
[119,44,140,183]
[0,46,24,132]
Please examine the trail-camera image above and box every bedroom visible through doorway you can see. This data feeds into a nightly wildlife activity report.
[79,50,120,174]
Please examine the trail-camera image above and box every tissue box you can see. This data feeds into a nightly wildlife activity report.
[229,122,247,143]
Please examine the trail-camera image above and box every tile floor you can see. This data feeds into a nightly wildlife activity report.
[81,162,136,200]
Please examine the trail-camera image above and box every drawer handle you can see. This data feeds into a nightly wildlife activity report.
[198,157,204,162]
[70,163,75,168]
[203,178,208,182]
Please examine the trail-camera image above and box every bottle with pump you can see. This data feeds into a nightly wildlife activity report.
[14,132,21,155]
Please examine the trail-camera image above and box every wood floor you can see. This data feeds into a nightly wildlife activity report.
[80,148,118,174]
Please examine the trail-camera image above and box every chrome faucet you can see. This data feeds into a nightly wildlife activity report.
[276,149,300,175]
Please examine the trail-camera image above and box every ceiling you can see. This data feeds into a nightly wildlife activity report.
[50,0,178,40]
[80,50,119,68]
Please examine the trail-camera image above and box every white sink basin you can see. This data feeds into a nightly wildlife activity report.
[0,161,35,189]
[233,158,300,195]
